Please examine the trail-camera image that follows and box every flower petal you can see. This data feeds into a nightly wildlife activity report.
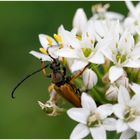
[118,86,130,105]
[82,20,95,41]
[70,60,88,72]
[113,104,125,119]
[70,123,89,139]
[129,83,139,95]
[100,38,116,62]
[106,85,118,101]
[128,117,140,132]
[93,20,107,38]
[109,66,124,83]
[124,17,136,35]
[88,51,105,64]
[48,46,59,59]
[82,69,98,89]
[137,132,140,139]
[120,129,135,139]
[39,34,57,49]
[90,125,106,139]
[29,51,52,61]
[116,119,128,133]
[72,8,87,33]
[118,31,134,53]
[97,104,113,119]
[124,59,140,68]
[103,118,116,131]
[129,94,140,112]
[67,108,88,124]
[105,11,124,21]
[125,1,138,19]
[81,92,97,113]
[59,28,80,49]
[56,48,79,59]
[130,44,140,59]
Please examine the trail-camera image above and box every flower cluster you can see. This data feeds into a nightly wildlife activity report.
[30,2,140,139]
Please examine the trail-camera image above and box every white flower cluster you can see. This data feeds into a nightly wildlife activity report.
[30,2,140,139]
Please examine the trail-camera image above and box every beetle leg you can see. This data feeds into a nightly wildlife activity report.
[70,64,89,82]
[46,74,51,78]
[75,87,81,96]
[62,66,66,76]
[41,61,47,76]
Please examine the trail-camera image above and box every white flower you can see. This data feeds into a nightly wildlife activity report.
[82,68,98,89]
[56,26,105,72]
[106,74,129,101]
[92,20,123,45]
[113,86,140,139]
[30,34,59,61]
[124,1,140,35]
[72,8,88,34]
[101,29,140,83]
[91,3,124,21]
[67,92,116,139]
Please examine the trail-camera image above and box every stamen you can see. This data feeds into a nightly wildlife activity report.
[124,106,137,122]
[54,34,62,43]
[87,113,101,127]
[39,48,48,54]
[116,52,127,64]
[47,37,53,46]
[76,34,82,40]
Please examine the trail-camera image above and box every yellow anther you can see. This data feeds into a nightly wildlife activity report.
[91,40,94,44]
[76,34,82,40]
[60,44,64,48]
[47,37,53,46]
[39,48,48,54]
[54,34,62,43]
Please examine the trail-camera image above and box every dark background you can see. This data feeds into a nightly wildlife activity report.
[0,1,129,138]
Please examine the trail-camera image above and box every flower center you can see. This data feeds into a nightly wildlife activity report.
[82,48,92,58]
[87,113,101,128]
[116,52,127,64]
[124,106,137,122]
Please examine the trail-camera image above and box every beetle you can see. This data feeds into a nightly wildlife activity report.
[11,49,88,107]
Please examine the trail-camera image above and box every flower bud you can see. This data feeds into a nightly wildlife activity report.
[106,85,118,101]
[116,76,129,88]
[72,8,87,34]
[82,68,98,89]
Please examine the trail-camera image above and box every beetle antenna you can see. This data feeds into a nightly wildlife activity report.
[11,64,49,99]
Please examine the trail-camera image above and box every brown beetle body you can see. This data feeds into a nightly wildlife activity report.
[54,83,81,107]
[48,59,81,107]
[11,50,87,108]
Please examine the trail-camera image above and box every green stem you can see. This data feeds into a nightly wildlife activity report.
[90,87,106,104]
[90,64,103,80]
[90,86,114,105]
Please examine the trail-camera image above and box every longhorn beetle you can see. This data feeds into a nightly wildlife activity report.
[11,48,88,107]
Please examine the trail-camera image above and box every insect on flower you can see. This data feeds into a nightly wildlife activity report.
[11,47,88,107]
